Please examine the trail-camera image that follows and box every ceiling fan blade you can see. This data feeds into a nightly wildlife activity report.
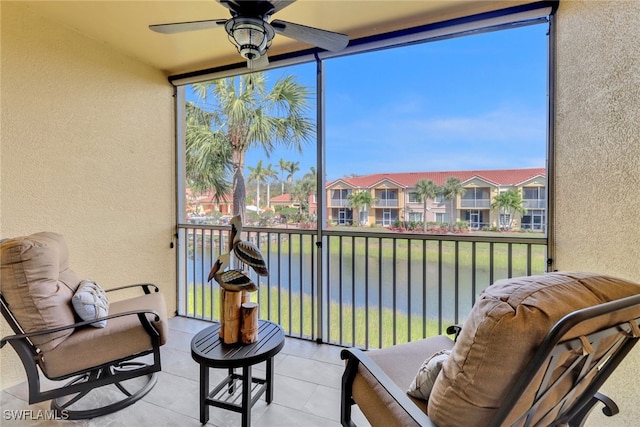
[149,19,227,34]
[248,53,270,70]
[271,20,348,52]
[269,0,296,13]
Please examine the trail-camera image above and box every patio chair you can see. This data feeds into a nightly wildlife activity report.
[341,271,640,427]
[0,232,168,419]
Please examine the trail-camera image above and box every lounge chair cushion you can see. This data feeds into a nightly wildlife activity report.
[0,232,80,352]
[72,280,110,328]
[352,335,455,427]
[41,291,168,379]
[427,271,640,427]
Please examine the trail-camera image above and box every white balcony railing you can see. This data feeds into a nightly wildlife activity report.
[460,199,491,208]
[523,199,546,209]
[329,198,350,207]
[374,199,399,207]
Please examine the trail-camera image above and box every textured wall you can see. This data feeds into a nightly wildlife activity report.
[1,3,176,388]
[555,1,640,426]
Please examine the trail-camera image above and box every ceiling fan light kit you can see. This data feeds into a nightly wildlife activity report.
[225,17,274,61]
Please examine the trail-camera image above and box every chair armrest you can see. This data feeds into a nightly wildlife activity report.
[0,309,160,349]
[341,348,438,427]
[446,325,462,341]
[106,283,159,295]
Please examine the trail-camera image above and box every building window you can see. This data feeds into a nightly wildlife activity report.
[499,213,511,228]
[435,212,449,223]
[408,212,422,222]
[522,209,545,231]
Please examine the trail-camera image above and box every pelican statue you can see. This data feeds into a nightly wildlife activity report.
[229,215,268,276]
[207,252,257,292]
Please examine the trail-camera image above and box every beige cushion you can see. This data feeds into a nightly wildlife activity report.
[41,291,168,379]
[0,232,80,351]
[427,271,640,427]
[352,335,455,427]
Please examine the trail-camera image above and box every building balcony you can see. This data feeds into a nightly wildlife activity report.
[460,199,491,208]
[374,199,399,208]
[328,198,350,207]
[0,226,630,427]
[523,199,546,209]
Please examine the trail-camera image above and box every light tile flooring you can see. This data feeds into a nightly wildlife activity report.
[1,316,370,427]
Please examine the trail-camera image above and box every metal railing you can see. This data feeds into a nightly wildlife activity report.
[177,224,547,350]
[460,199,491,208]
[374,199,399,207]
[329,198,350,207]
[523,199,546,209]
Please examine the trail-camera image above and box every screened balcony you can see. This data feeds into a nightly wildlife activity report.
[2,1,639,426]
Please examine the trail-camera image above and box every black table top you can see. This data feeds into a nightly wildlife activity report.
[191,320,285,368]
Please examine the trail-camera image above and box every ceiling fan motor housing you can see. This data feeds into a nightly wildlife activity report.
[225,17,275,60]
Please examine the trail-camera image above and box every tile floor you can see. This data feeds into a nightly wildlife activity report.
[1,316,370,427]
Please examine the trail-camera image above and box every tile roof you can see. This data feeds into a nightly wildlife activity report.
[270,193,292,202]
[327,167,545,188]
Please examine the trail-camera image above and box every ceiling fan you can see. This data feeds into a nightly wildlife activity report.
[149,0,349,69]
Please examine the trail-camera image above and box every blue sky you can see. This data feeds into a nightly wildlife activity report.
[190,22,548,183]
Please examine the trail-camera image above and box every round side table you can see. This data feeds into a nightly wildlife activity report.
[191,320,285,427]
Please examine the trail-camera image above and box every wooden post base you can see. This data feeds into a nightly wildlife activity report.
[241,302,259,344]
[219,289,259,344]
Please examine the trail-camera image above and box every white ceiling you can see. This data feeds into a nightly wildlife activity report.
[17,0,527,76]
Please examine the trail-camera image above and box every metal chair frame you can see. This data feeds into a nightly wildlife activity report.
[1,283,163,420]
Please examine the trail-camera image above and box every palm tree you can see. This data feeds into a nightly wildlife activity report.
[443,177,466,230]
[348,190,375,226]
[303,166,317,181]
[285,160,300,187]
[491,189,526,231]
[281,166,318,219]
[291,177,315,217]
[278,158,288,195]
[184,102,232,200]
[191,73,314,222]
[414,179,439,231]
[247,160,270,210]
[264,163,278,208]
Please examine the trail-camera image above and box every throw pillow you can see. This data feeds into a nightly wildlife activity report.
[72,280,109,328]
[407,349,451,401]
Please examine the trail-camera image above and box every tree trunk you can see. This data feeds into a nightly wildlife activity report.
[256,181,260,210]
[267,182,270,208]
[423,200,428,232]
[232,149,246,224]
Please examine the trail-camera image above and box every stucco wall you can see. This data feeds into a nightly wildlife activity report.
[0,3,176,388]
[555,1,640,425]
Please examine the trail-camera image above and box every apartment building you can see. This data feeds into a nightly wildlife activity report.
[327,168,546,230]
